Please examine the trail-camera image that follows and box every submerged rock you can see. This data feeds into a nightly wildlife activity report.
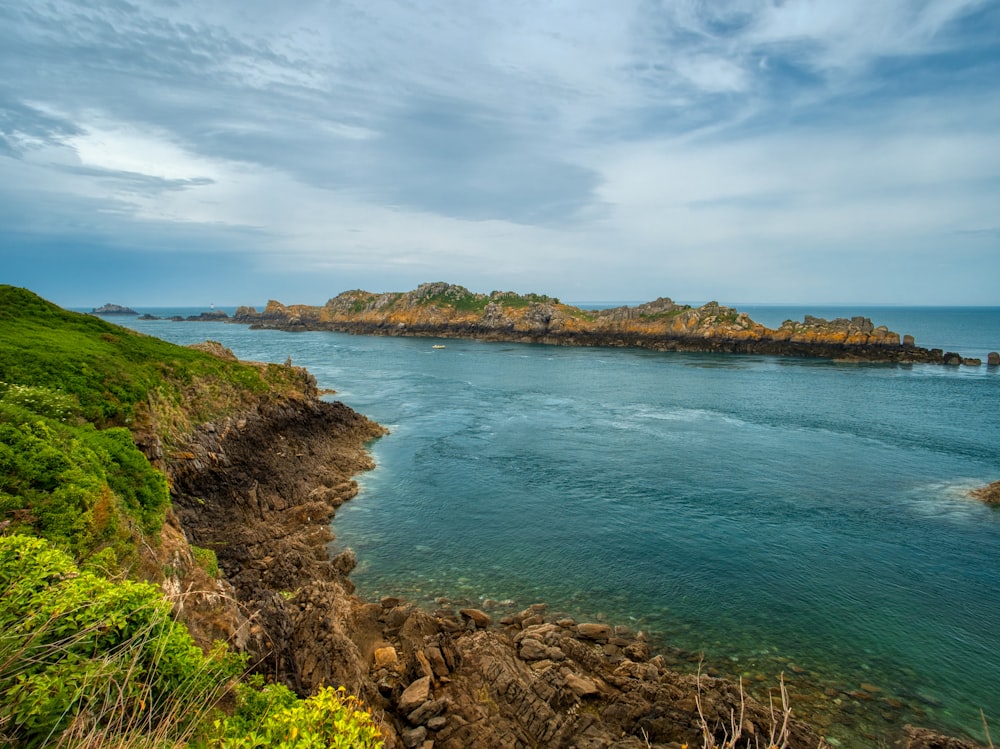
[971,480,1000,505]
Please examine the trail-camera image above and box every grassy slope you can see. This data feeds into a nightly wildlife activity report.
[0,285,309,566]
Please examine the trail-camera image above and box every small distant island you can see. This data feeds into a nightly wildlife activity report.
[219,282,985,365]
[92,302,138,315]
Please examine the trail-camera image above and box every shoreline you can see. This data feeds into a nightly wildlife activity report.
[159,375,988,748]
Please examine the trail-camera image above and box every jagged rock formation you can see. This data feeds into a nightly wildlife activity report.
[151,349,988,749]
[230,282,972,364]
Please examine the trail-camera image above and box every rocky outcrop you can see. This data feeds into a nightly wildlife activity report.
[92,303,138,315]
[970,480,1000,506]
[229,283,974,364]
[171,309,231,322]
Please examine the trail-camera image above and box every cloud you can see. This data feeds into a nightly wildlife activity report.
[0,0,997,305]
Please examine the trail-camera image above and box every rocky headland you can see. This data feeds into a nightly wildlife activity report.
[215,282,982,366]
[151,343,988,749]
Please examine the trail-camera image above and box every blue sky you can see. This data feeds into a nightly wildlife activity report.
[1,1,998,307]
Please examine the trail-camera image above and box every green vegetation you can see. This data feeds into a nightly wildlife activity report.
[0,285,306,432]
[0,287,384,748]
[0,536,383,748]
[419,288,491,313]
[489,291,560,309]
[0,534,242,748]
[191,544,220,578]
[0,382,169,567]
[205,677,383,748]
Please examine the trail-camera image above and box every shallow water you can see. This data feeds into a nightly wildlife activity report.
[112,307,1000,746]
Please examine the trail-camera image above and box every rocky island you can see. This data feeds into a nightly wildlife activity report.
[92,302,139,315]
[228,282,981,365]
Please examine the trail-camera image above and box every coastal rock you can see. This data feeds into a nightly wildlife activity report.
[576,622,614,642]
[188,340,238,360]
[988,352,999,366]
[458,608,492,628]
[970,480,1000,506]
[904,725,989,749]
[374,645,399,669]
[399,676,432,713]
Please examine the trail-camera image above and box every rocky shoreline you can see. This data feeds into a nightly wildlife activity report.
[146,355,988,749]
[216,283,991,366]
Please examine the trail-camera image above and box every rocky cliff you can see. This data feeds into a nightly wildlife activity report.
[229,282,976,365]
[155,346,987,749]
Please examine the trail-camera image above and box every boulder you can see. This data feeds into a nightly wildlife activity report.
[576,623,613,642]
[399,676,432,714]
[459,608,492,628]
[519,638,549,661]
[373,645,399,669]
[988,352,999,366]
[401,725,427,748]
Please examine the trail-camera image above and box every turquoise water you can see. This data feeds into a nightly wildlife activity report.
[109,307,1000,745]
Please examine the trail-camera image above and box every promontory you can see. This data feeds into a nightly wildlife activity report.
[229,282,977,365]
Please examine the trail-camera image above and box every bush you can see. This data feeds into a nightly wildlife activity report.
[204,680,383,749]
[0,534,243,748]
[0,393,168,564]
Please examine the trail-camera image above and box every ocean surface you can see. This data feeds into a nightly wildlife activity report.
[104,305,999,746]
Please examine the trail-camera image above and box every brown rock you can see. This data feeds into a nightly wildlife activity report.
[971,480,1000,505]
[576,622,613,642]
[401,725,427,748]
[988,351,999,366]
[425,645,450,677]
[399,676,432,713]
[459,608,492,628]
[408,698,448,726]
[519,638,549,661]
[374,645,399,669]
[565,672,600,698]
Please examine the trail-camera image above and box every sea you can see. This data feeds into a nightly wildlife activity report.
[101,304,999,747]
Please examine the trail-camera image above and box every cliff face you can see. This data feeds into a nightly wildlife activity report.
[231,282,971,364]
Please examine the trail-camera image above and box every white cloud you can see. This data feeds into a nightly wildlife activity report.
[747,0,987,70]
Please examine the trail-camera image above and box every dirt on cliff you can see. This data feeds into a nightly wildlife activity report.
[158,390,988,749]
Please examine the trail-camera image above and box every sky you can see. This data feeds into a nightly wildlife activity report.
[1,0,998,308]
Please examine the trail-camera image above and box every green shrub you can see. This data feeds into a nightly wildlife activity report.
[205,680,383,749]
[0,393,168,563]
[191,544,220,578]
[0,534,243,748]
